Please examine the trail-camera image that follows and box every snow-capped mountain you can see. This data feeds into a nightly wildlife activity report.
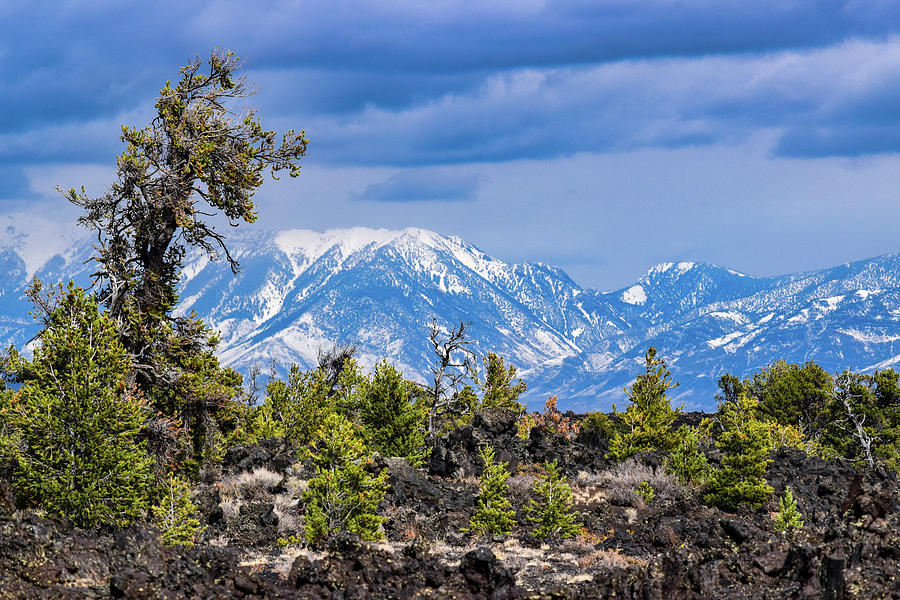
[3,218,900,411]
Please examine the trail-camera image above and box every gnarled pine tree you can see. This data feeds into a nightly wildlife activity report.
[65,50,308,464]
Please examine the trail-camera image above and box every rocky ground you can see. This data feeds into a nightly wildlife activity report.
[1,408,899,599]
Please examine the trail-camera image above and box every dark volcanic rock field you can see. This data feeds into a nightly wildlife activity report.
[1,409,898,599]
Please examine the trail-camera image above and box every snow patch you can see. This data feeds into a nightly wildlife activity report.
[706,331,743,349]
[275,227,400,271]
[180,254,210,282]
[709,311,747,323]
[820,295,844,311]
[838,329,900,344]
[788,309,810,324]
[647,262,674,275]
[722,330,760,354]
[622,284,647,305]
[588,352,614,370]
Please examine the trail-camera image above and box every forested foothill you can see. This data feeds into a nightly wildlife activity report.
[1,52,898,599]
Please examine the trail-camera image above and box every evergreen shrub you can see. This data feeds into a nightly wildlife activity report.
[480,352,526,412]
[250,365,331,445]
[635,480,655,505]
[608,347,682,461]
[303,413,387,544]
[359,361,428,466]
[6,285,153,528]
[153,474,206,546]
[526,460,582,539]
[466,445,516,535]
[774,487,804,532]
[705,393,774,511]
[665,425,710,485]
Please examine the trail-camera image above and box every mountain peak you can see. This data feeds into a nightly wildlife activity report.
[647,261,696,276]
[640,261,751,282]
[272,226,463,261]
[274,227,400,260]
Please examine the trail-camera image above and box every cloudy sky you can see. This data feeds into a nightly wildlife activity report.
[3,1,900,289]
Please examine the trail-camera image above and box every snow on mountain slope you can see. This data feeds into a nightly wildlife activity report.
[0,216,93,349]
[175,228,588,389]
[0,214,88,280]
[2,218,900,411]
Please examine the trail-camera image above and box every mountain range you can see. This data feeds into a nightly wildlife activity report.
[3,213,900,411]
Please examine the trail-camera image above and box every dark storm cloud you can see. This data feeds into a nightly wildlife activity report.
[291,40,900,164]
[5,1,900,126]
[0,2,194,133]
[183,1,900,72]
[4,0,900,189]
[353,170,483,203]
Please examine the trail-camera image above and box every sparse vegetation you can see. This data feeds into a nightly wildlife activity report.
[425,319,478,436]
[531,396,580,438]
[1,49,899,600]
[595,458,687,507]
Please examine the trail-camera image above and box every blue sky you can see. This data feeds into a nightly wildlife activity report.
[4,1,900,289]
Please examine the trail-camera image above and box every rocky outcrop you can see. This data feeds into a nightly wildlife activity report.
[288,533,520,599]
[0,511,286,599]
[222,437,298,476]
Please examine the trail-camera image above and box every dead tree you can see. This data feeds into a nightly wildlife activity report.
[317,343,358,397]
[426,319,477,436]
[830,372,876,469]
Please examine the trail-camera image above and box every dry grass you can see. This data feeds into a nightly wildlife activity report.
[576,548,644,571]
[507,474,538,503]
[480,536,648,589]
[571,479,608,508]
[238,546,324,579]
[221,498,242,523]
[272,492,301,534]
[223,467,284,501]
[575,459,687,508]
[215,467,308,532]
[283,475,308,497]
